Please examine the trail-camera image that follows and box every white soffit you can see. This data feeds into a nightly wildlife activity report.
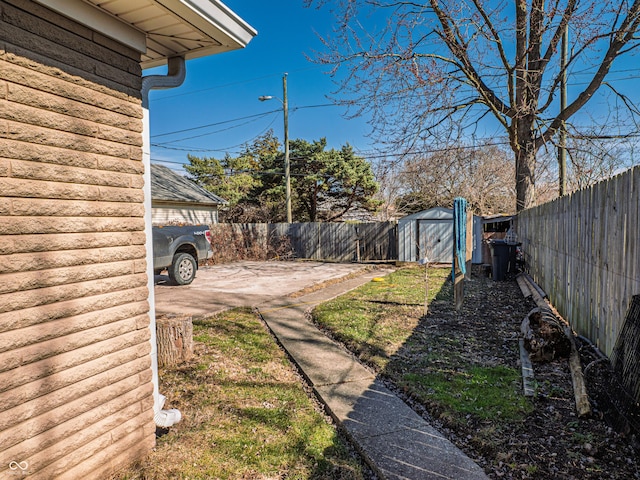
[36,0,256,69]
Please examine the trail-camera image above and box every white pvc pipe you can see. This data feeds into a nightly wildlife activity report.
[141,57,186,427]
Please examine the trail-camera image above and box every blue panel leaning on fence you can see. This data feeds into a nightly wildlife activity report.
[453,197,467,281]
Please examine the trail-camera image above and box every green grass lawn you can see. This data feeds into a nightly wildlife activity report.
[312,266,452,370]
[114,266,531,479]
[112,308,367,480]
[312,266,532,430]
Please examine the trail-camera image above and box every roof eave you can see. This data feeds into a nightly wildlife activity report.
[34,0,148,52]
[160,0,256,48]
[34,0,256,69]
[142,0,257,69]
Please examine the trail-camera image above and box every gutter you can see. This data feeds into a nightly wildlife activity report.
[141,56,186,428]
[142,56,187,109]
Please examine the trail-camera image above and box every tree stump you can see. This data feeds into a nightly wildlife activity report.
[156,314,193,367]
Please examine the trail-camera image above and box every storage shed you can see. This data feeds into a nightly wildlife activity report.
[398,207,483,264]
[398,207,454,263]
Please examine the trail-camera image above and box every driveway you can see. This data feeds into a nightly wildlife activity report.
[154,260,369,318]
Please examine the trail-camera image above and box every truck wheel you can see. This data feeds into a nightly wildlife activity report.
[168,253,196,285]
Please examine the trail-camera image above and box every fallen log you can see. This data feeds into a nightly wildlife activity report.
[522,276,592,417]
[520,308,535,339]
[522,308,570,362]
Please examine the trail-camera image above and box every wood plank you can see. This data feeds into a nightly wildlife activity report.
[519,339,536,397]
[516,274,532,298]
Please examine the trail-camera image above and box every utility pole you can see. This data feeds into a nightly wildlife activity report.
[283,73,292,223]
[258,73,292,223]
[559,25,568,197]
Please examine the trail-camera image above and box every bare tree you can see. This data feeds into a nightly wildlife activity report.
[371,155,407,220]
[532,109,640,196]
[565,115,639,190]
[308,0,640,211]
[567,139,636,191]
[396,143,516,215]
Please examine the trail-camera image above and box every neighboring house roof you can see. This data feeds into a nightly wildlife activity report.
[151,164,227,206]
[35,0,256,68]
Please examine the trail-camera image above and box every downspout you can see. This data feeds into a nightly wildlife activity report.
[141,56,186,428]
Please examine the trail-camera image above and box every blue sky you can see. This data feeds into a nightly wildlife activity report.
[146,1,640,175]
[147,1,374,172]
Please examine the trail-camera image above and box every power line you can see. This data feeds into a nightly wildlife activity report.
[148,65,325,102]
[153,124,640,160]
[149,66,640,145]
[151,139,513,168]
[353,140,512,159]
[151,130,638,178]
[151,103,339,145]
[153,113,278,145]
[147,63,640,103]
[356,131,640,160]
[150,160,333,178]
[151,110,280,138]
[152,115,279,154]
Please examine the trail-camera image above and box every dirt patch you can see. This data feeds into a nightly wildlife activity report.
[382,269,640,479]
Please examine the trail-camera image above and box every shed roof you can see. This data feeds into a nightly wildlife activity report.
[35,0,256,69]
[151,164,227,205]
[399,207,453,223]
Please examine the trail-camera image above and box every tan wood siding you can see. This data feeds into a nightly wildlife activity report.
[0,1,154,478]
[152,203,220,226]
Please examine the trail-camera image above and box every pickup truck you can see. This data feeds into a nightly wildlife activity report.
[152,225,213,285]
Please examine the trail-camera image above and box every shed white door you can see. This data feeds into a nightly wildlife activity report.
[417,219,453,263]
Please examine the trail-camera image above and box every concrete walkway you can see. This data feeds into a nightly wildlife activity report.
[257,269,488,480]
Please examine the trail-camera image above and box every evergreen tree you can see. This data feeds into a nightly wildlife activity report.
[185,132,379,222]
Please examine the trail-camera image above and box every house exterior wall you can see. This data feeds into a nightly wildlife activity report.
[152,202,219,226]
[0,1,155,478]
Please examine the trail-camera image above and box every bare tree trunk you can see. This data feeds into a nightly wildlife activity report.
[515,142,537,211]
[157,314,194,368]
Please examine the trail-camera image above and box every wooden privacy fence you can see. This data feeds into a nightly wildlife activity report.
[516,166,640,357]
[210,222,398,263]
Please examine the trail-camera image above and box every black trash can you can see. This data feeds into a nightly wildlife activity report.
[489,240,517,281]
